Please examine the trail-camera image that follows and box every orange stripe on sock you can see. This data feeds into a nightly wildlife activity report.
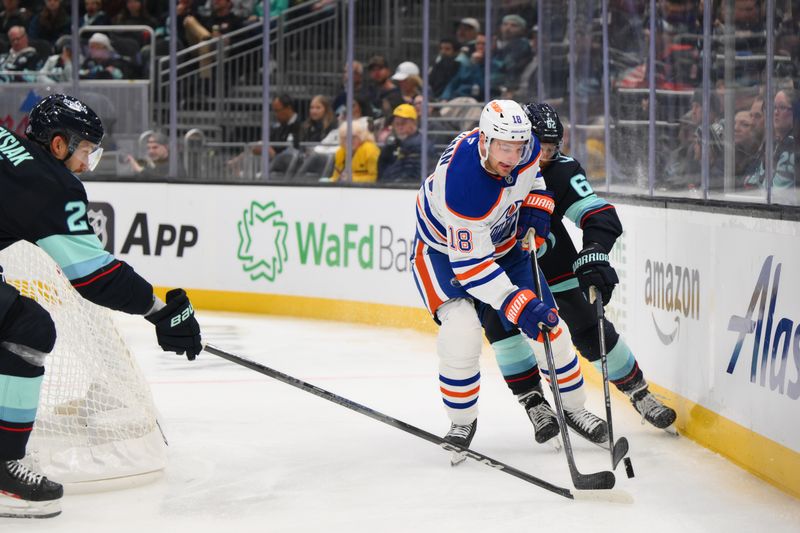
[440,385,480,398]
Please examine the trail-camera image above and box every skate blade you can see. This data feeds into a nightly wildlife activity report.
[0,493,61,519]
[450,450,467,466]
[662,425,679,437]
[547,436,562,452]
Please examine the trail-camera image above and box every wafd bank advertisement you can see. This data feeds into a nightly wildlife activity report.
[84,183,421,307]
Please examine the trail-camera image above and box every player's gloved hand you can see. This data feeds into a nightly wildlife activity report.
[502,288,559,339]
[572,243,619,306]
[145,289,202,360]
[517,190,555,251]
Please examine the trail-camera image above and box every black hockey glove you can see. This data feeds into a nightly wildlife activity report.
[146,289,202,360]
[572,243,619,306]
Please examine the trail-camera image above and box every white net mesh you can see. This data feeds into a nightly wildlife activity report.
[0,241,166,485]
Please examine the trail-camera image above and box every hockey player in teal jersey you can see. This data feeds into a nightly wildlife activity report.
[504,102,676,431]
[0,94,202,518]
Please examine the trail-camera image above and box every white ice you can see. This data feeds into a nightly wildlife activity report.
[9,311,800,532]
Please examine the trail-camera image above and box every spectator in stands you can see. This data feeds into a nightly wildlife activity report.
[440,33,485,101]
[113,0,158,46]
[316,95,371,155]
[0,0,30,35]
[80,32,135,79]
[249,0,290,20]
[490,14,532,95]
[330,119,379,183]
[733,109,761,187]
[0,25,42,80]
[366,54,401,115]
[750,93,765,151]
[454,17,479,49]
[268,93,301,155]
[744,88,796,200]
[37,34,74,81]
[299,94,337,144]
[27,0,70,45]
[80,0,110,27]
[428,38,460,100]
[124,132,186,179]
[654,0,700,89]
[332,60,373,114]
[183,0,244,46]
[226,93,301,173]
[378,103,431,184]
[498,0,535,30]
[392,61,422,104]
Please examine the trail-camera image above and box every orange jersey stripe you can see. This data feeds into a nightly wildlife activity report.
[414,240,443,312]
[454,259,494,281]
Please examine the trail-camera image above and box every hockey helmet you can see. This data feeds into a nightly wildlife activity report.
[26,94,105,170]
[478,99,533,170]
[524,102,563,145]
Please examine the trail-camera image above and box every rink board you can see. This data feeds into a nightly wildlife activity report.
[84,182,800,498]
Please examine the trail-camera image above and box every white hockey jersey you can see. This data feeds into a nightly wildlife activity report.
[415,128,543,310]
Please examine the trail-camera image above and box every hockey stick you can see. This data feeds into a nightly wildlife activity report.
[203,343,631,503]
[530,244,616,491]
[589,286,630,470]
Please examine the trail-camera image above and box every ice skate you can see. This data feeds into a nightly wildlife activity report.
[444,419,477,466]
[626,384,677,430]
[518,386,560,445]
[564,407,609,444]
[0,460,63,519]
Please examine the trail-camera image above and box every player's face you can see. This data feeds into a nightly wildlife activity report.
[65,140,103,174]
[487,139,526,176]
[540,142,559,164]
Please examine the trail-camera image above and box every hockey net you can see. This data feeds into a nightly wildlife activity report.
[0,241,167,488]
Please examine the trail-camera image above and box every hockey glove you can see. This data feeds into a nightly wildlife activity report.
[572,243,619,306]
[146,289,202,360]
[502,288,559,339]
[517,191,555,251]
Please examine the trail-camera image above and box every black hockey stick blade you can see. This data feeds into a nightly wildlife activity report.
[611,437,629,470]
[572,469,616,491]
[203,343,633,503]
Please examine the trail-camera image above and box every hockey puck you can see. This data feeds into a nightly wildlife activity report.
[624,457,635,478]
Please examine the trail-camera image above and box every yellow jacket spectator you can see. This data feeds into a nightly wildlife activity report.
[331,120,380,183]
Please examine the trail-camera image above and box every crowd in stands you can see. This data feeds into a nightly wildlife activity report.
[0,0,797,198]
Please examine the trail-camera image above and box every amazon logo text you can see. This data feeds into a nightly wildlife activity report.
[644,259,700,345]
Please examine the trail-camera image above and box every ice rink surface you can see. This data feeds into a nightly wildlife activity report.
[10,311,800,532]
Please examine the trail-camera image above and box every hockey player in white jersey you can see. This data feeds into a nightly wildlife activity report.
[411,100,606,454]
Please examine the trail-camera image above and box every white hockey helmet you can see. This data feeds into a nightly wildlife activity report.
[478,99,533,170]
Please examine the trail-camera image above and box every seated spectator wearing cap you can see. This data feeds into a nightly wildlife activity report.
[366,54,401,115]
[331,120,380,183]
[455,17,480,49]
[125,132,187,179]
[491,14,532,95]
[378,103,435,184]
[0,25,42,81]
[392,61,422,104]
[80,32,136,79]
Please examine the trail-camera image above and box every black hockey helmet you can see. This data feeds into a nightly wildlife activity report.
[26,94,104,157]
[523,102,564,145]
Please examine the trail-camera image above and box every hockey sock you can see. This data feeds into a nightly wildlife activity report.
[492,334,542,396]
